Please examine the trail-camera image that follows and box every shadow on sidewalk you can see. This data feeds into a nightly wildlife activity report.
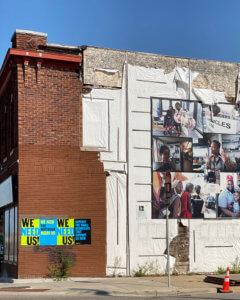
[68,288,109,295]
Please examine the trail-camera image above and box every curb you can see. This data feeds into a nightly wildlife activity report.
[109,287,217,297]
[4,277,106,284]
[0,287,219,297]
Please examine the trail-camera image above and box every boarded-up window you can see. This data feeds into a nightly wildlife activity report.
[83,99,109,148]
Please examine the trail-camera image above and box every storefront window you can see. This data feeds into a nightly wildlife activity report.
[4,210,9,261]
[14,206,17,262]
[9,207,14,261]
[4,206,17,262]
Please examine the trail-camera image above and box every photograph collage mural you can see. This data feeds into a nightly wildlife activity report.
[152,98,240,219]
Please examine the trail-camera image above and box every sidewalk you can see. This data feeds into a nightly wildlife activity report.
[0,274,237,297]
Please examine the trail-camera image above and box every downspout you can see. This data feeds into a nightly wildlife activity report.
[125,60,130,276]
[78,46,87,83]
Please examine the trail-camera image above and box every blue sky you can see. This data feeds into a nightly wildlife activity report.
[0,0,240,66]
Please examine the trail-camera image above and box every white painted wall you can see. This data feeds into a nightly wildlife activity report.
[82,63,237,275]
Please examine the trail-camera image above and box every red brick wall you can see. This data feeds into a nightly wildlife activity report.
[16,44,106,277]
[18,145,106,278]
[12,32,47,50]
[17,62,82,146]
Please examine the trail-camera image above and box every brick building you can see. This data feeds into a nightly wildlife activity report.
[0,30,106,278]
[1,29,240,278]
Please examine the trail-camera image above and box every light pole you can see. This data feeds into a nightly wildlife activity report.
[165,170,171,288]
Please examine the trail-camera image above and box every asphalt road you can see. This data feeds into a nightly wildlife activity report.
[0,294,239,300]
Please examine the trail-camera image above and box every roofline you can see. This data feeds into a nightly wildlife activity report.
[8,48,81,63]
[47,42,79,50]
[0,48,81,79]
[80,45,240,65]
[0,48,82,95]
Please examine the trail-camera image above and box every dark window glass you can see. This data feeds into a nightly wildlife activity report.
[4,210,9,261]
[14,206,17,262]
[10,99,14,149]
[9,207,14,261]
[4,110,7,158]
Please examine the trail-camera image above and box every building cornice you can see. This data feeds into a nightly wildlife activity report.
[0,48,82,97]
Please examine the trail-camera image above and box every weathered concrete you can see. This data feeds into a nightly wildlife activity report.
[83,46,239,101]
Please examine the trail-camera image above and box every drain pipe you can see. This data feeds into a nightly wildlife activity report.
[125,61,130,276]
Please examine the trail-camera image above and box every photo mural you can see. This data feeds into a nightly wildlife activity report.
[152,98,240,219]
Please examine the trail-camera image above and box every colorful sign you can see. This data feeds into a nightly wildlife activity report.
[75,219,91,245]
[21,218,91,246]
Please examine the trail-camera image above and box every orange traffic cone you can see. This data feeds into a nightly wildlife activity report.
[217,267,232,293]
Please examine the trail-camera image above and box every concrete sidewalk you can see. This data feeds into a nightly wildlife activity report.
[0,274,236,297]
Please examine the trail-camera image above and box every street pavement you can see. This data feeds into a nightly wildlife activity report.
[0,274,238,298]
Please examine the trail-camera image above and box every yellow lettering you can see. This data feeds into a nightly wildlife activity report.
[41,231,50,235]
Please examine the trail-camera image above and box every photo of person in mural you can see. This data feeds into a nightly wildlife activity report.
[152,172,183,219]
[173,102,183,136]
[156,145,176,172]
[152,137,193,172]
[203,103,240,134]
[152,172,215,219]
[193,134,240,173]
[163,105,175,135]
[205,140,231,171]
[152,172,167,219]
[152,98,203,140]
[180,183,193,218]
[191,185,204,218]
[169,179,183,218]
[152,185,167,219]
[218,173,240,217]
[233,190,240,215]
